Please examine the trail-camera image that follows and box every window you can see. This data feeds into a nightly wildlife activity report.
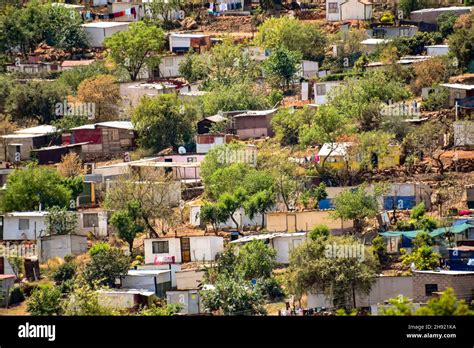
[18,219,29,231]
[328,2,338,13]
[187,157,197,163]
[400,28,410,37]
[83,213,99,228]
[316,84,326,96]
[164,57,174,67]
[109,129,119,141]
[425,284,438,296]
[152,241,169,254]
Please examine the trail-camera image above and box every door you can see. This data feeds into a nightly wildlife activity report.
[287,214,297,232]
[0,215,3,240]
[181,237,191,263]
[0,257,4,274]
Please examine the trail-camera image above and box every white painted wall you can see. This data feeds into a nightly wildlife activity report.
[3,215,47,240]
[189,206,262,228]
[76,211,108,237]
[340,0,372,21]
[271,236,305,263]
[82,23,130,47]
[314,81,342,105]
[144,236,224,264]
[426,45,449,56]
[196,136,225,154]
[326,0,344,21]
[175,269,205,290]
[121,272,171,292]
[40,235,88,261]
[158,55,185,78]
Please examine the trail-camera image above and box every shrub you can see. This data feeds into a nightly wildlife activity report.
[89,242,111,256]
[9,285,25,305]
[380,11,395,24]
[309,224,330,240]
[422,88,449,111]
[26,285,63,316]
[53,262,77,285]
[259,277,285,301]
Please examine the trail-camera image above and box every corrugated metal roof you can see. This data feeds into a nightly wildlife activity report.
[318,142,354,157]
[230,232,307,244]
[70,121,134,131]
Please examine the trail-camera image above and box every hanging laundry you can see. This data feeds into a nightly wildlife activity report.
[125,8,131,16]
[131,7,137,19]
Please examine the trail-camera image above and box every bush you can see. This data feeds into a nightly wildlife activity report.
[89,242,111,256]
[309,224,330,240]
[422,88,449,111]
[259,277,285,301]
[53,262,77,285]
[83,247,130,287]
[380,11,395,24]
[9,285,25,305]
[26,285,63,316]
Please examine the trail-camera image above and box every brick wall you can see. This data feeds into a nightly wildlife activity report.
[413,271,474,303]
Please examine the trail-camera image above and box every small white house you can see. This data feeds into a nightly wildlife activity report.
[39,234,88,261]
[81,22,131,48]
[299,60,319,79]
[313,81,343,105]
[361,38,391,54]
[326,0,373,21]
[1,212,48,241]
[230,232,307,264]
[76,210,108,237]
[98,289,155,310]
[156,54,186,78]
[144,236,224,264]
[425,45,449,57]
[169,33,211,53]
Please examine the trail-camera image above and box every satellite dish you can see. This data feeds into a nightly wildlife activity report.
[178,146,187,154]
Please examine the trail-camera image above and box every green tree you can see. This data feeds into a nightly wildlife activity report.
[199,202,228,233]
[263,46,302,91]
[449,13,474,70]
[132,93,198,152]
[332,184,380,234]
[271,107,314,146]
[244,189,275,228]
[372,235,389,268]
[6,80,69,124]
[357,130,395,169]
[3,166,72,212]
[83,247,130,288]
[399,0,422,19]
[218,188,247,230]
[256,17,327,61]
[105,22,165,81]
[200,82,274,116]
[45,206,78,236]
[145,0,182,29]
[287,235,378,309]
[437,12,458,38]
[110,200,145,252]
[236,240,277,279]
[57,61,112,93]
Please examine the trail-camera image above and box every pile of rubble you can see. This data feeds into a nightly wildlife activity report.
[199,15,254,34]
[32,42,105,62]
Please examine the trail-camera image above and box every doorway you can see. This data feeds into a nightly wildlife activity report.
[181,237,191,263]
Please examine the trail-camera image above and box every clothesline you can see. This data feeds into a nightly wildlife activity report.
[80,6,137,21]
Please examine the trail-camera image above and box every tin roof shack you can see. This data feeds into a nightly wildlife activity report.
[70,121,135,157]
[144,236,224,264]
[440,83,474,108]
[156,54,186,78]
[425,45,449,57]
[39,234,88,262]
[121,269,172,298]
[447,246,474,271]
[6,61,59,75]
[154,153,205,181]
[367,24,418,39]
[0,275,16,306]
[196,134,237,154]
[307,275,414,312]
[326,0,373,21]
[1,125,58,162]
[81,21,131,48]
[413,270,474,303]
[233,109,277,140]
[1,212,48,241]
[197,115,228,135]
[266,210,353,235]
[169,33,211,54]
[410,6,471,24]
[167,289,201,314]
[98,289,155,310]
[31,142,87,165]
[120,81,177,110]
[231,232,307,264]
[382,183,431,211]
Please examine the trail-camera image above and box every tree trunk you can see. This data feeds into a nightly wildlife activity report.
[261,212,265,229]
